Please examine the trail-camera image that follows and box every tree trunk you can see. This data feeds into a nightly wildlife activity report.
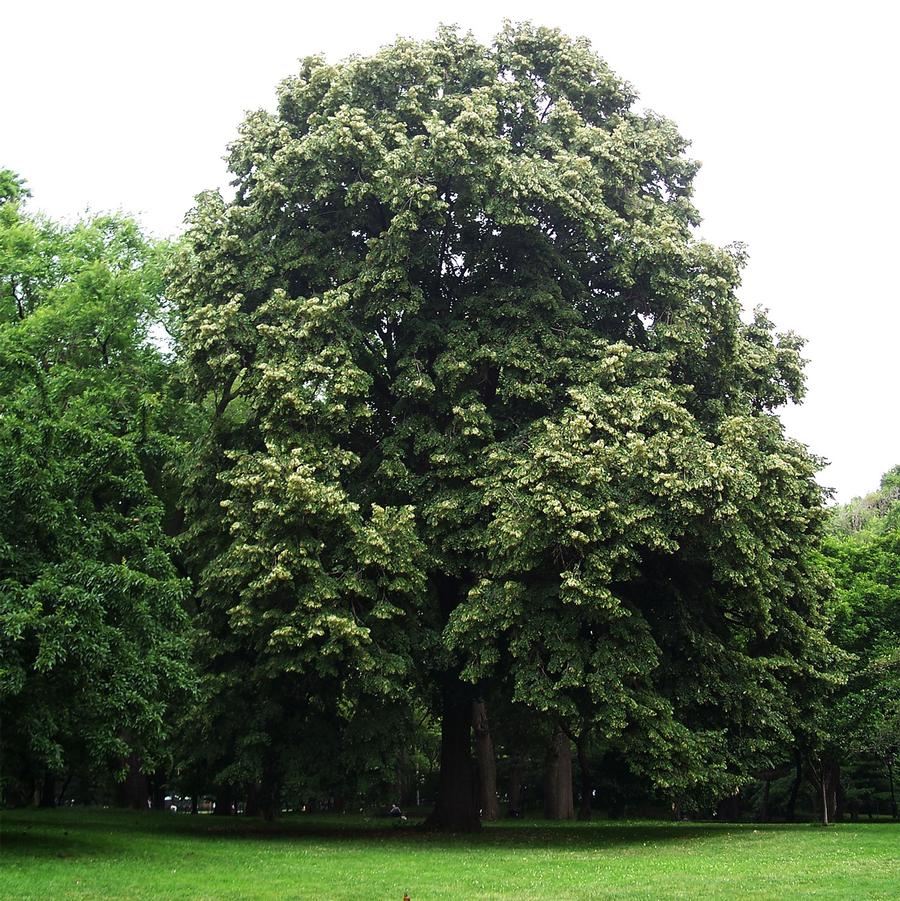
[758,779,771,823]
[245,783,262,817]
[395,755,405,810]
[149,770,167,811]
[786,751,802,822]
[832,761,844,822]
[810,754,840,826]
[507,758,524,817]
[115,753,148,810]
[423,574,480,832]
[824,758,840,823]
[423,672,480,832]
[576,734,592,821]
[56,773,72,808]
[543,729,574,820]
[716,792,740,822]
[888,758,897,820]
[261,781,279,821]
[472,700,499,820]
[213,784,236,816]
[39,772,56,808]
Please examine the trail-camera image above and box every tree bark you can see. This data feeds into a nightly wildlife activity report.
[507,758,524,817]
[244,776,279,820]
[245,783,262,817]
[56,773,72,807]
[758,779,771,823]
[576,734,592,821]
[543,729,574,820]
[39,772,56,808]
[423,672,480,832]
[423,574,480,832]
[786,751,802,822]
[716,792,740,822]
[824,758,840,823]
[810,755,836,826]
[115,753,148,810]
[213,784,236,816]
[832,761,844,822]
[261,782,279,821]
[888,758,897,820]
[472,700,499,820]
[149,770,167,811]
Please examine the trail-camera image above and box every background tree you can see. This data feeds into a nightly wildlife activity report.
[0,172,192,806]
[829,466,900,538]
[172,23,834,829]
[818,472,900,820]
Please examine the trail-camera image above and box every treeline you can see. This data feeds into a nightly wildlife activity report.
[1,26,897,829]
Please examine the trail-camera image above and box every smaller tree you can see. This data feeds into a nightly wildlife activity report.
[0,173,193,804]
[820,491,900,820]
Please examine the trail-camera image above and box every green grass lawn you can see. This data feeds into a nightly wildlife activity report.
[1,808,897,900]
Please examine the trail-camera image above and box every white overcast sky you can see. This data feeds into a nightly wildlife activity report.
[3,0,897,502]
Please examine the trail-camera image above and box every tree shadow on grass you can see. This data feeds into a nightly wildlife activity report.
[1,809,820,859]
[0,824,115,860]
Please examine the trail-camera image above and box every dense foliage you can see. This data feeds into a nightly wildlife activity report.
[818,471,900,818]
[170,24,836,828]
[0,173,192,802]
[2,26,893,829]
[828,466,900,538]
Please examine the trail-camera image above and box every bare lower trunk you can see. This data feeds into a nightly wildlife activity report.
[423,672,480,832]
[245,775,279,820]
[716,792,740,822]
[576,735,592,821]
[149,770,167,811]
[115,753,148,810]
[245,783,262,817]
[786,751,802,822]
[824,759,840,823]
[543,729,574,820]
[213,784,236,816]
[423,574,480,833]
[56,773,72,807]
[39,772,56,808]
[261,782,280,821]
[758,779,771,822]
[472,701,499,820]
[812,755,838,826]
[888,759,897,820]
[507,759,524,817]
[395,754,405,810]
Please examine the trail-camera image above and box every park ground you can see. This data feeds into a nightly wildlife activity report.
[1,808,897,900]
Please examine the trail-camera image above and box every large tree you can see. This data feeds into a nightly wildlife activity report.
[173,24,833,829]
[0,173,192,804]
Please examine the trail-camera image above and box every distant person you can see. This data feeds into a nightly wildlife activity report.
[390,803,402,818]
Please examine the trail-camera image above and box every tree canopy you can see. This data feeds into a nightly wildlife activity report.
[818,470,900,817]
[0,173,192,799]
[171,24,835,829]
